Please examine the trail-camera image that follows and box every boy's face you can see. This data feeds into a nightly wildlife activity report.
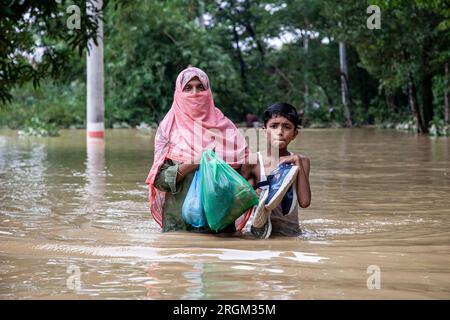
[264,115,298,149]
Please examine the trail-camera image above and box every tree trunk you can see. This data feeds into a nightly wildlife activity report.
[408,77,427,134]
[243,0,265,62]
[198,0,205,28]
[312,73,333,107]
[303,33,309,118]
[385,89,398,112]
[87,0,104,139]
[445,62,449,124]
[421,37,434,129]
[228,0,247,90]
[339,41,352,127]
[421,71,434,128]
[232,23,247,90]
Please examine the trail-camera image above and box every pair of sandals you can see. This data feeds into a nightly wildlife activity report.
[251,163,299,239]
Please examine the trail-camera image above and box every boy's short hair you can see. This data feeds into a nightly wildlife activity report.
[263,102,300,129]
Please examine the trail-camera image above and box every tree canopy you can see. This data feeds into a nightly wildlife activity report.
[1,0,449,133]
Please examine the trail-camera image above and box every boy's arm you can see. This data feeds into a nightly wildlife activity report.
[280,154,311,208]
[296,155,311,208]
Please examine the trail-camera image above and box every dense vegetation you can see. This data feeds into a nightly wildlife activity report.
[1,0,449,135]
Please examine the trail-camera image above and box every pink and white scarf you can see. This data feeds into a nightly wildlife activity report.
[145,67,250,229]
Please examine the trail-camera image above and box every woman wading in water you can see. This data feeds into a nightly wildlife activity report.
[145,67,250,232]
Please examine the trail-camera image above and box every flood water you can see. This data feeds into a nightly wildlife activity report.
[0,128,449,299]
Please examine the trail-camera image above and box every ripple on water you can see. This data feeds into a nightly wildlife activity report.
[35,243,328,264]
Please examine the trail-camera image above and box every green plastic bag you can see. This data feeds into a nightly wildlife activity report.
[200,149,258,231]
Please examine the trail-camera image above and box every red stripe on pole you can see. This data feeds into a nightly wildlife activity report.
[88,131,105,138]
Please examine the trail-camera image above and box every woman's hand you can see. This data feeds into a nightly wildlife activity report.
[176,163,199,182]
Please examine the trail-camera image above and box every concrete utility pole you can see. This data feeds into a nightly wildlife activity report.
[87,0,105,139]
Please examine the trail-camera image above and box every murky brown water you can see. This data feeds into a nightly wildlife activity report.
[0,128,449,299]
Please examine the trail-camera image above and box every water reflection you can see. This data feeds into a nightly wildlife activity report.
[145,262,205,299]
[85,138,106,213]
[0,137,50,238]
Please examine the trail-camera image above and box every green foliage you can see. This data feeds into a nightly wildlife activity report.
[0,0,104,103]
[429,116,449,136]
[103,0,240,125]
[18,116,60,137]
[0,80,85,129]
[0,0,448,133]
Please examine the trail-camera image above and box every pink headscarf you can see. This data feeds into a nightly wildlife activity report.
[145,67,250,228]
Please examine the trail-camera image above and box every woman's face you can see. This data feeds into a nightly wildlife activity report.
[182,77,206,94]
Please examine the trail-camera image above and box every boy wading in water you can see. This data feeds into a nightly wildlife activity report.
[241,103,311,239]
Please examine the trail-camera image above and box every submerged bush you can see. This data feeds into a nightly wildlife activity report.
[18,117,60,137]
[429,116,449,136]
